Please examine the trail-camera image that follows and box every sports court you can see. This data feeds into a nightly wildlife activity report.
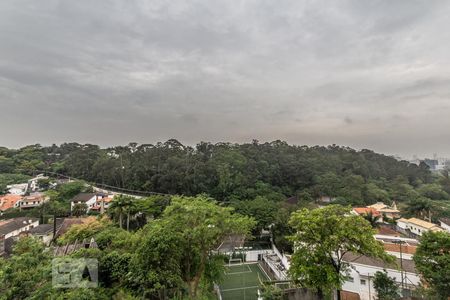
[219,263,270,300]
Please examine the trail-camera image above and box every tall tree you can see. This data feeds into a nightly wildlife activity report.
[132,195,255,298]
[288,205,394,299]
[109,195,131,229]
[0,237,52,300]
[230,196,279,234]
[124,197,137,231]
[373,270,400,300]
[413,231,450,299]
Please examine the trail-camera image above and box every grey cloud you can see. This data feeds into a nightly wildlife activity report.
[1,0,450,158]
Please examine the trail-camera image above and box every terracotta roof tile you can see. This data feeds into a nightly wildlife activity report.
[0,194,22,211]
[353,207,381,217]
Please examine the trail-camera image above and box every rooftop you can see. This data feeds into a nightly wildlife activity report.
[54,217,93,238]
[71,193,96,202]
[368,202,388,210]
[0,217,39,236]
[376,226,402,237]
[53,237,98,256]
[400,217,442,230]
[28,220,63,235]
[23,193,45,201]
[383,243,417,255]
[353,207,381,217]
[342,252,416,274]
[0,194,22,211]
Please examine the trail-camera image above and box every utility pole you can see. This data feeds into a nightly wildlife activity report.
[393,240,405,291]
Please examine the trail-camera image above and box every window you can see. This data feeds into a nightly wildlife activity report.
[360,279,366,285]
[347,277,354,283]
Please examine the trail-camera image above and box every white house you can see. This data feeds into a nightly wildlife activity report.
[397,218,443,236]
[19,193,48,209]
[70,193,97,211]
[0,217,39,240]
[0,218,39,239]
[439,218,450,233]
[342,254,420,300]
[342,236,421,300]
[70,192,113,212]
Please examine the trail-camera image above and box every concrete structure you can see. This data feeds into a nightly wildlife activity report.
[19,193,48,209]
[439,218,450,233]
[6,183,28,195]
[0,217,39,256]
[28,174,49,192]
[261,244,290,280]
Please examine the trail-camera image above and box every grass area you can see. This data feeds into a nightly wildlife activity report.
[219,263,270,300]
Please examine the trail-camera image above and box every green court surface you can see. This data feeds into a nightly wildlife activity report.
[219,263,270,300]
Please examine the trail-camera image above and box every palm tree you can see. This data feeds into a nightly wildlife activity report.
[109,195,137,230]
[363,212,381,228]
[124,198,137,231]
[109,195,128,229]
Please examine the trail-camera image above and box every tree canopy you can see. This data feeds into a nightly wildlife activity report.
[413,231,450,299]
[373,270,400,300]
[288,205,394,298]
[0,141,439,205]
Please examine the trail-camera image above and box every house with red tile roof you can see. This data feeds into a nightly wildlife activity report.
[91,196,114,213]
[0,194,23,212]
[352,207,381,217]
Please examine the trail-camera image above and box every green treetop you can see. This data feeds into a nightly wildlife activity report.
[288,205,394,299]
[413,231,450,299]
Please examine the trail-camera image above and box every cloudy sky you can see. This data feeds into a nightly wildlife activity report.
[1,0,450,158]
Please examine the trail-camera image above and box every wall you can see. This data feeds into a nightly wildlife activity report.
[284,288,322,300]
[4,220,39,239]
[342,262,420,300]
[440,221,450,233]
[245,249,273,261]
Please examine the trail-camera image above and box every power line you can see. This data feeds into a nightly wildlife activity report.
[16,169,174,197]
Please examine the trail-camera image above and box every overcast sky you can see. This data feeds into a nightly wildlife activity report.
[1,0,450,158]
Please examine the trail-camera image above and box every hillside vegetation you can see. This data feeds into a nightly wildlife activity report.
[1,140,447,205]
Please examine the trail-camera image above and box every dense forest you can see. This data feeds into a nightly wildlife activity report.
[1,140,447,205]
